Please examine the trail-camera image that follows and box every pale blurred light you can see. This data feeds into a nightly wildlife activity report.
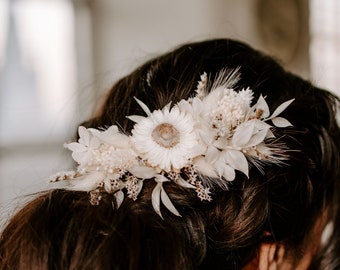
[0,0,9,68]
[0,0,77,144]
[310,0,340,96]
[0,0,77,219]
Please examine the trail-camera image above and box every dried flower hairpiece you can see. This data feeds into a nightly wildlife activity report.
[50,68,294,217]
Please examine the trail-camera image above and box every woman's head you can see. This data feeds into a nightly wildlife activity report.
[1,39,340,270]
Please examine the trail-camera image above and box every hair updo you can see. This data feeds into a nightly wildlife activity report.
[1,39,340,270]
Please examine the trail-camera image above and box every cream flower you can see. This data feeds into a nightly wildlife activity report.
[203,86,253,137]
[131,103,198,172]
[65,126,100,167]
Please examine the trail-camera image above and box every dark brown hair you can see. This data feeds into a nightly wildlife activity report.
[1,39,340,270]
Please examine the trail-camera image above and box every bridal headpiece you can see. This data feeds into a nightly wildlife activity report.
[50,68,294,217]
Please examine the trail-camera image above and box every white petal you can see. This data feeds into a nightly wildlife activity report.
[223,150,249,177]
[191,143,207,157]
[163,102,172,112]
[88,135,101,148]
[205,146,220,164]
[199,130,214,145]
[129,166,156,179]
[126,115,145,123]
[269,98,295,119]
[78,126,90,145]
[72,151,90,164]
[177,99,191,112]
[91,126,130,148]
[88,128,102,136]
[106,125,119,133]
[160,188,181,216]
[271,117,293,127]
[134,97,152,116]
[151,182,163,218]
[114,190,124,208]
[110,134,131,148]
[66,142,86,153]
[192,97,204,111]
[213,137,228,149]
[214,158,226,177]
[223,165,236,181]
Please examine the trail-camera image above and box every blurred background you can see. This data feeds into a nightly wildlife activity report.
[0,0,339,222]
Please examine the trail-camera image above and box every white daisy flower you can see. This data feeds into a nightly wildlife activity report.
[131,102,198,172]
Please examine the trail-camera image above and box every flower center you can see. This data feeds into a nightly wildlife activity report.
[152,123,180,148]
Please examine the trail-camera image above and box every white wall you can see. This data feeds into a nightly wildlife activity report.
[88,0,262,96]
[86,0,309,101]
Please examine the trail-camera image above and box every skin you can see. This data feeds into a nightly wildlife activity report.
[243,210,330,270]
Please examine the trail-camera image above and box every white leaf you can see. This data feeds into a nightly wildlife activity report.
[104,178,112,193]
[135,180,144,196]
[129,166,156,179]
[175,176,196,189]
[266,129,275,139]
[194,156,218,178]
[114,190,124,208]
[134,97,151,116]
[271,117,293,127]
[269,98,295,119]
[151,182,163,218]
[126,115,145,123]
[223,150,249,177]
[160,188,181,216]
[244,127,269,148]
[232,121,255,146]
[155,174,170,183]
[255,95,270,118]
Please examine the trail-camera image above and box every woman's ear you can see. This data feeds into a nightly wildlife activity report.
[244,243,285,270]
[257,243,285,270]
